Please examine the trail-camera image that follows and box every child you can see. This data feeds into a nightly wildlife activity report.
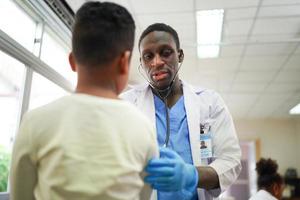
[249,158,284,200]
[10,2,158,200]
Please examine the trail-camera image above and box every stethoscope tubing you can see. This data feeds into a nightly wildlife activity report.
[138,61,183,147]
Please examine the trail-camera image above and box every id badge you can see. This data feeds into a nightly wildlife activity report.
[200,123,212,159]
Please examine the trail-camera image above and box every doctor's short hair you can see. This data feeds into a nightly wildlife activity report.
[138,23,180,50]
[72,1,135,67]
[256,158,283,189]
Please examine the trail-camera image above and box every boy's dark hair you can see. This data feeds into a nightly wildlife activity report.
[72,1,135,67]
[256,158,283,189]
[138,23,180,50]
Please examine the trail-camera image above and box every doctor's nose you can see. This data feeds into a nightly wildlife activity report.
[150,54,165,68]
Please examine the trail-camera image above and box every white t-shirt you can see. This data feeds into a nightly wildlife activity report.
[249,190,278,200]
[10,94,158,200]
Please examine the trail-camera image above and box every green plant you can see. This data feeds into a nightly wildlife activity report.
[0,145,10,192]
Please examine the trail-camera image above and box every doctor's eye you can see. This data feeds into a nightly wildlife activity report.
[160,49,173,58]
[142,53,154,62]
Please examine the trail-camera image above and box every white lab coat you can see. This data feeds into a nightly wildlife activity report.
[120,81,242,200]
[249,190,278,200]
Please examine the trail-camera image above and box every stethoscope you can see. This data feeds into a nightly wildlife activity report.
[138,58,183,147]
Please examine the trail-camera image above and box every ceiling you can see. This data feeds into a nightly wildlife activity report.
[65,0,300,119]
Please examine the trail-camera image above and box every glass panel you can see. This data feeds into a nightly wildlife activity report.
[29,72,69,110]
[0,50,25,192]
[0,0,36,52]
[40,29,76,85]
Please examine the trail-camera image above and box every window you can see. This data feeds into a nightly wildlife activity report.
[29,72,69,110]
[0,0,36,51]
[0,50,25,192]
[0,0,73,194]
[0,0,36,193]
[40,28,76,86]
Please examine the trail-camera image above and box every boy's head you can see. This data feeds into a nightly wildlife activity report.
[69,1,135,94]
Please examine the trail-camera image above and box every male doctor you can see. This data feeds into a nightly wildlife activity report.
[121,23,241,200]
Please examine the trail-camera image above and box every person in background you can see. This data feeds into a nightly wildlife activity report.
[10,2,157,200]
[249,158,284,200]
[121,23,241,200]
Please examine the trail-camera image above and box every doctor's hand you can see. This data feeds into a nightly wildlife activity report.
[144,147,198,192]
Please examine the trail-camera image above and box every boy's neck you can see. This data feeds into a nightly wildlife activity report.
[75,65,120,99]
[75,81,119,99]
[75,85,118,99]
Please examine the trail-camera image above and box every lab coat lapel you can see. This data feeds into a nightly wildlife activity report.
[183,82,201,166]
[136,85,156,128]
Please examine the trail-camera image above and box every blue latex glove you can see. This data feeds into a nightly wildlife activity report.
[145,147,198,193]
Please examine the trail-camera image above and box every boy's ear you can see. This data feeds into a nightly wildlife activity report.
[69,52,76,72]
[118,51,131,75]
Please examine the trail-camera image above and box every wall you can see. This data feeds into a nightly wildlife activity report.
[234,118,300,175]
[296,119,300,172]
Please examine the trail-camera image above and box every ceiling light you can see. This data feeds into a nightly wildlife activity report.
[289,103,300,115]
[196,9,224,58]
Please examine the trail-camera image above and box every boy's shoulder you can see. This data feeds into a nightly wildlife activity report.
[120,83,148,99]
[118,100,149,120]
[21,95,70,124]
[27,95,70,114]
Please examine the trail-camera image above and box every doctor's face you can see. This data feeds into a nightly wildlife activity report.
[139,31,182,90]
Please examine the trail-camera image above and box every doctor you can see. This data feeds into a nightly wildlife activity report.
[121,23,241,200]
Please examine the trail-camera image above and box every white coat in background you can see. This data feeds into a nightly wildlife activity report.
[121,81,242,200]
[249,190,278,200]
